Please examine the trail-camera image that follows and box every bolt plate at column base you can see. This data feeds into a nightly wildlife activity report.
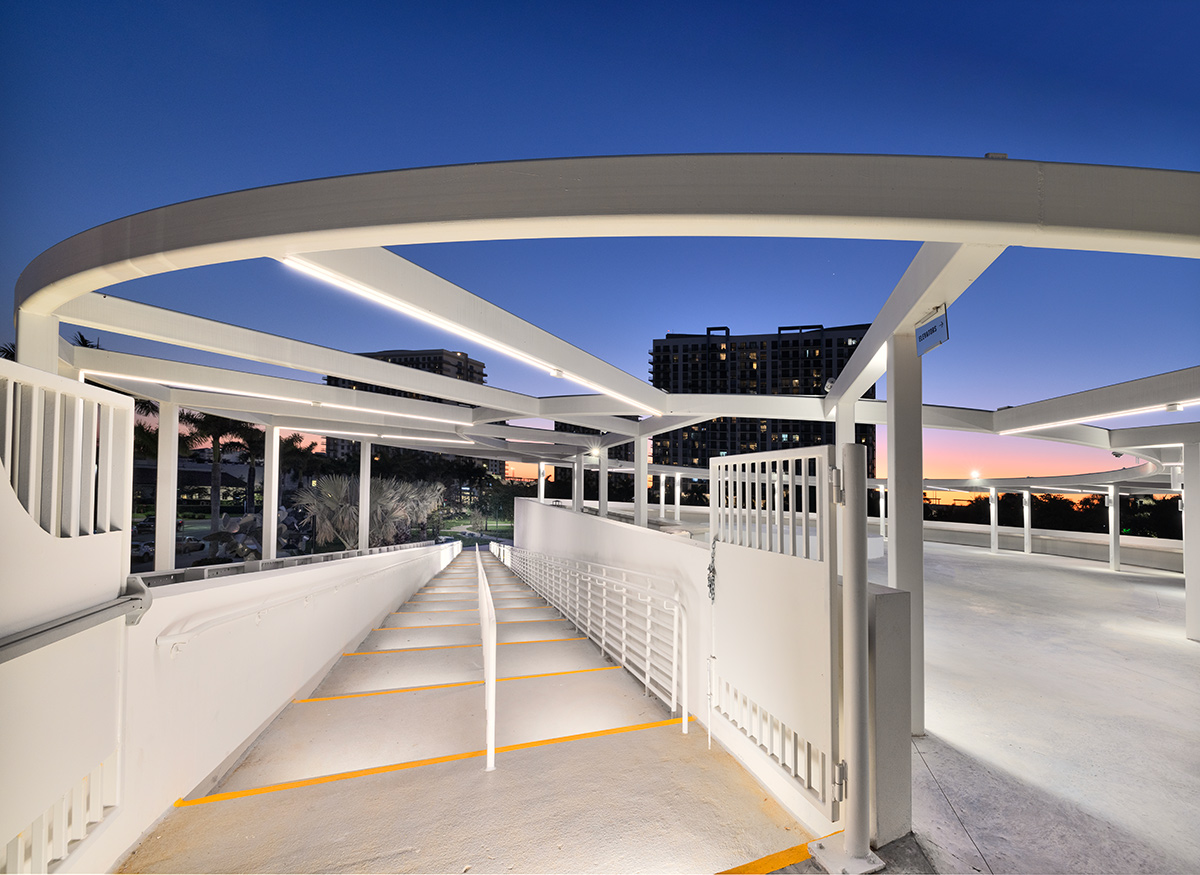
[807,839,885,875]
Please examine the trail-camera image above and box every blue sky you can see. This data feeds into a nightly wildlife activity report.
[2,1,1197,476]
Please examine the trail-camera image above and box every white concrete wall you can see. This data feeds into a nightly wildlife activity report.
[514,498,911,845]
[56,542,456,874]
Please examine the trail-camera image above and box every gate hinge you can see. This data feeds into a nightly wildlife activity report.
[829,466,845,505]
[832,760,847,801]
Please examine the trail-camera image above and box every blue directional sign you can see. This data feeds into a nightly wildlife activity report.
[915,309,950,355]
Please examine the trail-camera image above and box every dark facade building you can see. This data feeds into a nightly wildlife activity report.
[325,348,500,474]
[649,325,876,474]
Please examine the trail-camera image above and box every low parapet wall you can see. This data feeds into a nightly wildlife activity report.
[880,520,1184,573]
[60,541,457,874]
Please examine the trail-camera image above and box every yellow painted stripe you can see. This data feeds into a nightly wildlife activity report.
[376,617,569,631]
[294,666,620,703]
[392,605,546,614]
[716,831,842,875]
[175,715,693,807]
[345,636,587,655]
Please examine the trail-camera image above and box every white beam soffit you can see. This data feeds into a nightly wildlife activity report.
[925,460,1164,493]
[17,155,1200,318]
[66,346,475,430]
[995,366,1200,435]
[823,242,1006,417]
[55,293,539,416]
[283,248,666,416]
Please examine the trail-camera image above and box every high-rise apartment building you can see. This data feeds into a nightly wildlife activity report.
[325,349,500,474]
[649,325,875,473]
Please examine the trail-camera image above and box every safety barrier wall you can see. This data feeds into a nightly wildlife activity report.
[6,541,457,875]
[895,519,1184,572]
[492,542,687,730]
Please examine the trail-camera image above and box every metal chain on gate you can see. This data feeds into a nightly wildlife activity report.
[707,535,718,603]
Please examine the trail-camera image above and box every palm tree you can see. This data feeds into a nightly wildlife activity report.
[0,341,15,361]
[292,475,445,550]
[180,412,250,551]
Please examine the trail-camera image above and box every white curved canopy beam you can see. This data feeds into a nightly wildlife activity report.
[823,243,1006,417]
[18,155,1200,319]
[995,366,1200,435]
[56,293,541,416]
[284,248,666,415]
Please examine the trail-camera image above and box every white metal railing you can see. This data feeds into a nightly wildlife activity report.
[475,547,497,770]
[709,445,834,559]
[132,539,439,587]
[493,544,688,732]
[0,358,133,539]
[3,752,117,875]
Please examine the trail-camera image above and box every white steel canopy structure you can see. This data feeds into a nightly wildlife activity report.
[14,154,1197,486]
[5,153,1199,875]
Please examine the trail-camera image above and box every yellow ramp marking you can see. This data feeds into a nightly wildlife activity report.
[294,666,620,703]
[717,831,842,874]
[345,636,587,655]
[176,715,695,807]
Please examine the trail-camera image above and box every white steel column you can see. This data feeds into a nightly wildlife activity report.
[881,487,888,539]
[598,453,608,517]
[1023,490,1032,553]
[832,442,883,871]
[887,331,925,736]
[1185,443,1200,642]
[572,454,584,512]
[659,474,666,519]
[989,488,999,553]
[358,442,371,551]
[537,462,545,502]
[634,437,648,527]
[154,402,179,571]
[262,427,280,560]
[15,312,59,373]
[1108,485,1121,572]
[674,472,681,521]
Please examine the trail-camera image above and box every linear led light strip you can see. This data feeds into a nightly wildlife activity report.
[280,255,661,417]
[307,428,474,446]
[998,399,1200,435]
[78,370,465,427]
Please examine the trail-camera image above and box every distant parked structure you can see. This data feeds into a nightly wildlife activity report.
[649,325,876,473]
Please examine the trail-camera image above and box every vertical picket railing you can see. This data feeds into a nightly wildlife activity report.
[491,545,687,731]
[0,358,133,541]
[707,444,843,823]
[709,447,824,560]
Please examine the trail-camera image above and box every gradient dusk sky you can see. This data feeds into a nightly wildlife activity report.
[2,2,1197,480]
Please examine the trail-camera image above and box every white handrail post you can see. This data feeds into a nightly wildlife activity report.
[989,487,999,553]
[1023,490,1032,554]
[476,547,497,771]
[1108,485,1121,572]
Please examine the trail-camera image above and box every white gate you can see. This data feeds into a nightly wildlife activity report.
[708,445,842,822]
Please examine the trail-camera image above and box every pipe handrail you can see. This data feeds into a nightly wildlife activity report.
[0,578,150,666]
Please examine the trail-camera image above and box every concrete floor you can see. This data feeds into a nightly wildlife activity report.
[119,549,809,873]
[893,542,1200,875]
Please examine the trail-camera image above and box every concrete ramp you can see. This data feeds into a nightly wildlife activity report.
[118,548,811,873]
